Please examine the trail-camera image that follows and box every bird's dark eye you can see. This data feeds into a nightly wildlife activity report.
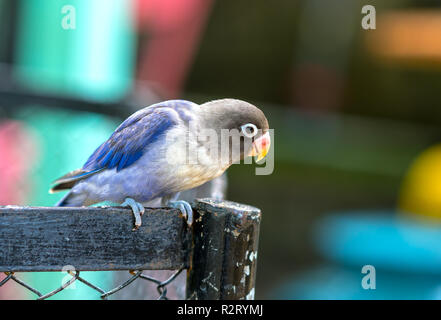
[241,123,258,138]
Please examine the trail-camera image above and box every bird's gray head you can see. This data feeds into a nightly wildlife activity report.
[197,99,270,164]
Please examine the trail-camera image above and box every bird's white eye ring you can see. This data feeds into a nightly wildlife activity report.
[241,123,258,138]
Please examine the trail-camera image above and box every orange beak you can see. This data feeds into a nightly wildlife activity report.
[250,131,271,162]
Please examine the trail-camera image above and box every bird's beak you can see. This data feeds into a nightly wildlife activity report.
[250,131,271,162]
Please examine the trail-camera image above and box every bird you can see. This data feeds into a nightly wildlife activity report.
[50,99,270,230]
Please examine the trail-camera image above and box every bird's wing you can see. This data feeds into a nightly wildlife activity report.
[50,100,196,192]
[83,106,178,172]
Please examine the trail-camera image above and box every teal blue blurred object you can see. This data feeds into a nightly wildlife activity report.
[273,212,441,299]
[314,212,441,274]
[16,108,117,300]
[276,266,441,300]
[16,107,118,206]
[13,0,136,299]
[15,0,135,100]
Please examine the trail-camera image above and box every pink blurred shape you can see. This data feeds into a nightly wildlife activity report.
[0,121,36,205]
[0,120,37,299]
[135,0,214,98]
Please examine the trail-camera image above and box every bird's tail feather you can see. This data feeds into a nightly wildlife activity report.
[55,191,86,207]
[50,168,102,193]
[55,192,72,206]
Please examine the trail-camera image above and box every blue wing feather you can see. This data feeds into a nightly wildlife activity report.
[82,100,196,173]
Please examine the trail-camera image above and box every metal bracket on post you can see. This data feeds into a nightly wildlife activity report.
[186,198,261,300]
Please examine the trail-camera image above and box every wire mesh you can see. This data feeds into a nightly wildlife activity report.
[0,268,185,300]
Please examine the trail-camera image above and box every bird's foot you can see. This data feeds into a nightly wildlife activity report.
[121,198,145,231]
[169,200,193,227]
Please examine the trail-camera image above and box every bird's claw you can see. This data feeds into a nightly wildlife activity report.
[169,200,193,227]
[121,198,145,231]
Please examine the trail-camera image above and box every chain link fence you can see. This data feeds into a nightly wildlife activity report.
[1,268,184,300]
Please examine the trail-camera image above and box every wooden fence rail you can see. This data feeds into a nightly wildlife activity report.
[0,198,261,300]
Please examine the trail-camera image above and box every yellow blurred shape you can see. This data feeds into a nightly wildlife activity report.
[399,144,441,220]
[366,10,441,65]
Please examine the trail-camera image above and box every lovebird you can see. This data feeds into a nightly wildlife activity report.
[50,99,270,230]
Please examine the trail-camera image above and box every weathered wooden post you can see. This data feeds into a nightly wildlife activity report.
[186,198,261,300]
